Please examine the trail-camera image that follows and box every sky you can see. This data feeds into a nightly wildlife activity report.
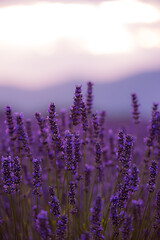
[0,0,160,89]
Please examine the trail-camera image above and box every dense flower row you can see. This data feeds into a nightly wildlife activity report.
[0,82,160,240]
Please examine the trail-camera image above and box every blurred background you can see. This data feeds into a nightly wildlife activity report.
[0,0,160,118]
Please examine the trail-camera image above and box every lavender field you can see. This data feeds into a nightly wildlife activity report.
[0,82,160,240]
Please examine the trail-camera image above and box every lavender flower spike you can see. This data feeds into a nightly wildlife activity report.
[131,93,140,124]
[1,156,13,193]
[86,82,93,116]
[122,214,133,240]
[70,85,83,126]
[147,160,157,193]
[32,158,42,196]
[36,210,51,239]
[90,195,104,240]
[56,215,68,240]
[49,185,61,218]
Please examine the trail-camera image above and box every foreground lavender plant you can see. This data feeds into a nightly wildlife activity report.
[1,82,160,240]
[56,215,68,240]
[90,195,104,240]
[36,210,51,239]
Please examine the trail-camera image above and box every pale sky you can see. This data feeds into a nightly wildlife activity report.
[0,0,160,89]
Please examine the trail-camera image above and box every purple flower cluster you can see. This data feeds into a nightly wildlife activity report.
[131,93,140,124]
[36,210,51,239]
[56,215,68,240]
[49,185,61,218]
[70,85,83,126]
[147,160,157,192]
[90,195,104,240]
[32,158,42,196]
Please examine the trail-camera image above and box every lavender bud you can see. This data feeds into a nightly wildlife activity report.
[110,194,119,227]
[90,195,104,240]
[1,156,13,193]
[129,164,139,192]
[147,160,157,192]
[117,175,130,209]
[16,113,32,159]
[122,214,133,240]
[35,112,48,146]
[152,102,159,117]
[36,210,51,239]
[32,158,42,196]
[70,85,83,126]
[118,130,125,161]
[81,232,91,240]
[56,215,68,240]
[49,186,61,218]
[5,105,16,141]
[122,135,134,169]
[68,181,76,206]
[86,82,93,116]
[131,93,140,124]
[81,101,88,131]
[154,191,160,236]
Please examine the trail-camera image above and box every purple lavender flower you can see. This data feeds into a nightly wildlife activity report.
[35,112,48,146]
[5,105,16,141]
[146,111,159,147]
[122,214,133,240]
[68,181,75,206]
[152,102,159,117]
[110,194,119,227]
[1,156,13,193]
[154,191,160,237]
[117,174,131,209]
[81,232,91,240]
[131,93,140,124]
[32,158,42,196]
[81,101,88,131]
[86,82,93,116]
[147,160,157,192]
[70,85,83,126]
[121,134,134,169]
[118,130,125,161]
[90,195,104,240]
[129,164,139,192]
[16,113,32,159]
[48,103,64,152]
[49,185,61,218]
[36,210,51,239]
[56,215,68,240]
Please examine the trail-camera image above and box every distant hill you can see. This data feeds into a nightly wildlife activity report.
[0,70,160,118]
